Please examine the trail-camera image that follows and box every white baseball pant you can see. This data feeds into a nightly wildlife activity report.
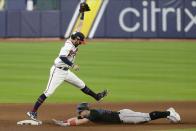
[44,66,85,97]
[118,109,151,124]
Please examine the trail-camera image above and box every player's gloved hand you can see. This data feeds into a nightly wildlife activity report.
[60,122,70,127]
[72,64,80,71]
[79,2,90,13]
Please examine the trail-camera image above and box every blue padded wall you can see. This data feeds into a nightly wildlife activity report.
[21,11,41,37]
[41,11,60,37]
[0,11,6,37]
[7,11,21,37]
[60,0,79,37]
[6,0,26,10]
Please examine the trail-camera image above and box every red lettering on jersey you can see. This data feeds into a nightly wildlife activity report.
[68,49,78,57]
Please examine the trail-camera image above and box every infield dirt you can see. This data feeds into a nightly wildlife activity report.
[0,102,196,131]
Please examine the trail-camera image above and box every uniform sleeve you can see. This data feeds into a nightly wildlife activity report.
[59,43,72,57]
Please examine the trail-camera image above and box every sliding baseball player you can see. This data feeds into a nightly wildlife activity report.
[52,102,181,126]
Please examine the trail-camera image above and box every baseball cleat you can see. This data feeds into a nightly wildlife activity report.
[96,89,108,101]
[167,107,181,123]
[27,111,37,121]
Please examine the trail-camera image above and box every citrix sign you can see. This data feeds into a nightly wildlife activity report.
[119,1,196,32]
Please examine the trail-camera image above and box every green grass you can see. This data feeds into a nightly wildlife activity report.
[0,40,196,103]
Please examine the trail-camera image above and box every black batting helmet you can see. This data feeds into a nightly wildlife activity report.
[71,32,85,44]
[76,102,90,114]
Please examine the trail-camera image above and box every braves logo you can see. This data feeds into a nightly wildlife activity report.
[68,48,78,57]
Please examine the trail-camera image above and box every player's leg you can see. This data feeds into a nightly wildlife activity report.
[27,66,65,120]
[119,108,181,124]
[43,67,67,97]
[150,107,181,123]
[32,67,65,111]
[119,109,151,124]
[64,70,107,101]
[149,111,170,121]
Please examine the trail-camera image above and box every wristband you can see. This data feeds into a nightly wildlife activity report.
[80,13,84,20]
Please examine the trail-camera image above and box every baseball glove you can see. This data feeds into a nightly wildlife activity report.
[79,2,90,13]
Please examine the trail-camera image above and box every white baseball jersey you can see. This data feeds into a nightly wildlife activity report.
[54,39,78,68]
[44,39,85,97]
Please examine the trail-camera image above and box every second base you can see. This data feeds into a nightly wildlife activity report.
[17,120,42,126]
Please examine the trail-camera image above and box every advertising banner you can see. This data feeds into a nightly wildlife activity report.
[0,0,195,38]
[185,0,196,38]
[92,0,196,38]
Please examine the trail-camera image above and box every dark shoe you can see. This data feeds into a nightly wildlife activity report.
[96,90,108,101]
[27,111,37,121]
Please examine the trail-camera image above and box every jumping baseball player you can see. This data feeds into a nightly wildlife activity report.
[52,102,181,126]
[27,2,108,121]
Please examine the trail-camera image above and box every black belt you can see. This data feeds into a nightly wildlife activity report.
[57,67,69,71]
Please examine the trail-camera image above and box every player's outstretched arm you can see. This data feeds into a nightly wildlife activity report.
[52,117,89,127]
[76,2,90,32]
[67,117,89,126]
[76,13,84,32]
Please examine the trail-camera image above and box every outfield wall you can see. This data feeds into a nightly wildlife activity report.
[0,0,196,38]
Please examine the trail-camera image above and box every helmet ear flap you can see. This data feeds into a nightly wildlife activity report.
[71,34,76,40]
